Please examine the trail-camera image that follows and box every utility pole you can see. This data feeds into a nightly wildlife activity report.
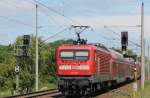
[35,4,39,91]
[148,45,150,80]
[141,2,145,89]
[144,39,145,79]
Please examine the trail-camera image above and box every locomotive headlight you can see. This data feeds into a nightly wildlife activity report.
[59,65,71,70]
[59,65,89,70]
[77,65,89,70]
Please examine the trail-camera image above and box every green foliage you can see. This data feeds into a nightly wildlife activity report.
[0,44,15,91]
[137,80,150,98]
[0,63,15,90]
[0,36,73,96]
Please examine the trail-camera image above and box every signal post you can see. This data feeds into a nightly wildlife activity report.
[120,31,139,98]
[14,35,30,95]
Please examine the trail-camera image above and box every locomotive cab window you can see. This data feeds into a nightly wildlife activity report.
[75,51,89,60]
[60,50,89,60]
[60,51,74,59]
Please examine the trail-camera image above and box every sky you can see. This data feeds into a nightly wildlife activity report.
[0,0,150,55]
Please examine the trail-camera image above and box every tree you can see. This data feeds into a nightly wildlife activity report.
[0,37,74,95]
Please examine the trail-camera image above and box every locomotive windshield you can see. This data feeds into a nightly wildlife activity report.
[60,51,74,59]
[60,50,89,60]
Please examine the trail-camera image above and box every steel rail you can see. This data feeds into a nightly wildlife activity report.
[5,89,59,98]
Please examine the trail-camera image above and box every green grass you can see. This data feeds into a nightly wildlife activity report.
[137,80,150,98]
[39,81,57,91]
[0,78,57,98]
[39,76,57,90]
[0,89,12,98]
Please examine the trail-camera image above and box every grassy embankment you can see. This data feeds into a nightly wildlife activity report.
[137,80,150,98]
[0,77,57,98]
[113,80,150,98]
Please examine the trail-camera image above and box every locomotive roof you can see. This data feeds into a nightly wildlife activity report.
[58,44,128,62]
[88,43,110,52]
[109,49,124,59]
[57,44,96,49]
[89,43,128,61]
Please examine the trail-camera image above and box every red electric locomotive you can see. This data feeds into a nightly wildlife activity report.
[56,43,136,95]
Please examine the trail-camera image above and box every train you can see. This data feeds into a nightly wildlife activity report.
[56,43,140,95]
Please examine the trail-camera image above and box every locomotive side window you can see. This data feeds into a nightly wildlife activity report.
[60,51,74,59]
[75,51,89,60]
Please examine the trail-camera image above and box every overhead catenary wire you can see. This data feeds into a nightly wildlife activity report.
[40,26,72,45]
[38,8,72,28]
[91,29,120,47]
[34,0,141,49]
[22,0,59,25]
[32,0,82,25]
[23,0,69,28]
[1,0,141,50]
[0,15,34,28]
[0,0,38,28]
[92,27,140,51]
[22,0,35,5]
[104,26,141,47]
[57,0,82,14]
[0,0,20,9]
[92,29,118,41]
[38,7,60,25]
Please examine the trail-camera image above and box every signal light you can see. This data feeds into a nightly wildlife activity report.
[121,31,128,54]
[23,35,30,46]
[23,35,30,57]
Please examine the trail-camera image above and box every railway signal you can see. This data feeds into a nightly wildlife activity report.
[23,35,30,46]
[23,35,30,57]
[121,31,128,55]
[14,35,30,94]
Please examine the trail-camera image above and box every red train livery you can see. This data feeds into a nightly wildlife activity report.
[56,43,140,95]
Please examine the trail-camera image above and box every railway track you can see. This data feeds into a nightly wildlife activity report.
[5,89,63,98]
[4,80,137,98]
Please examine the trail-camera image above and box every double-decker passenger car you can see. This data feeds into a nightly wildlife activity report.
[56,43,138,95]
